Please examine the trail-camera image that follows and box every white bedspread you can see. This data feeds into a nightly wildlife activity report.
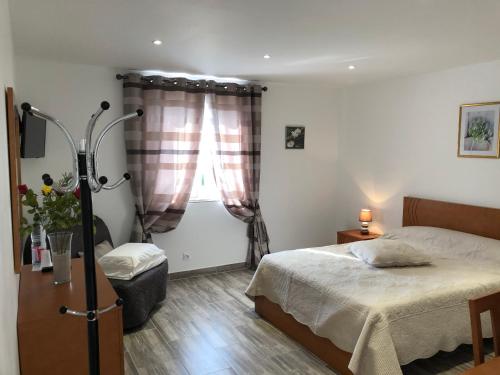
[245,227,500,375]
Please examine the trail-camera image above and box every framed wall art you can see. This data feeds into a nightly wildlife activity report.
[285,126,305,149]
[457,102,500,158]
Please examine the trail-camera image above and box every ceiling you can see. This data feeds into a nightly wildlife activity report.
[9,0,500,86]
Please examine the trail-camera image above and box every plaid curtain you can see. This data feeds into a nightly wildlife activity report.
[207,83,270,268]
[123,74,205,242]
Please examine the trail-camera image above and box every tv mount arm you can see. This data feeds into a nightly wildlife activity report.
[21,101,143,375]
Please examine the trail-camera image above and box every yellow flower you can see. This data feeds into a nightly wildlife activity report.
[41,184,52,195]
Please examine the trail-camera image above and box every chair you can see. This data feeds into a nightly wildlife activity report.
[463,291,500,374]
[23,216,169,330]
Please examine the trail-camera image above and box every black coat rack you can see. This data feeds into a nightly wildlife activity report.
[21,101,143,375]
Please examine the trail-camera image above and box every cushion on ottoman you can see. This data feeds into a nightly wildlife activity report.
[98,243,167,280]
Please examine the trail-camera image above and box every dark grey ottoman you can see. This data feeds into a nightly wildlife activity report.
[109,259,168,330]
[24,216,169,331]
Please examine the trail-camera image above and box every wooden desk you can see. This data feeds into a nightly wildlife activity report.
[18,259,124,375]
[462,357,500,374]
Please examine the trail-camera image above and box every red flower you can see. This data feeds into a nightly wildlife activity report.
[73,187,81,199]
[18,184,28,195]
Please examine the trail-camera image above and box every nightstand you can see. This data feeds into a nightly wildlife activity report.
[337,229,380,244]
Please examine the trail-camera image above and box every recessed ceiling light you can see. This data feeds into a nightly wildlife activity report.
[263,54,271,59]
[348,65,356,70]
[152,40,163,46]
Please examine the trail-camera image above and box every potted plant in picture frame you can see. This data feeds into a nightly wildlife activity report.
[19,173,82,284]
[457,102,500,158]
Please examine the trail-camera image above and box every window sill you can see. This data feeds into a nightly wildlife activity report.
[189,198,220,203]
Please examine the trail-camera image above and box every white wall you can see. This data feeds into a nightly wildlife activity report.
[260,83,338,250]
[336,60,500,234]
[16,57,135,247]
[0,0,19,373]
[16,57,339,272]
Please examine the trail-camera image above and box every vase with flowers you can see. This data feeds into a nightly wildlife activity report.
[19,173,82,284]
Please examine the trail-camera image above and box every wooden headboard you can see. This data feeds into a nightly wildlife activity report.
[403,196,500,240]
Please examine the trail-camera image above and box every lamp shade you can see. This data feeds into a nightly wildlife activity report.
[358,209,372,223]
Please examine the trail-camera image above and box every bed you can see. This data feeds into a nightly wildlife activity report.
[246,197,500,375]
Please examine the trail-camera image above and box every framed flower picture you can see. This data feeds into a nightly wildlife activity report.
[285,126,305,149]
[457,102,500,158]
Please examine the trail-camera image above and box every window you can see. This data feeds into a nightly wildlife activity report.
[189,99,220,202]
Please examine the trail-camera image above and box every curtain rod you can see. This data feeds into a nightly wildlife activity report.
[116,74,268,92]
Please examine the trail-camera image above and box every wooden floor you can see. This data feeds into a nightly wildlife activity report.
[124,269,493,375]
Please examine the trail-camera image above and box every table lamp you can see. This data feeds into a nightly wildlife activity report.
[358,209,372,234]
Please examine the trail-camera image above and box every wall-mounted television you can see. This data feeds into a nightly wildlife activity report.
[21,111,46,158]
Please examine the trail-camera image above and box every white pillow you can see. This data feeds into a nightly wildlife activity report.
[98,243,167,280]
[382,226,500,262]
[349,239,431,268]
